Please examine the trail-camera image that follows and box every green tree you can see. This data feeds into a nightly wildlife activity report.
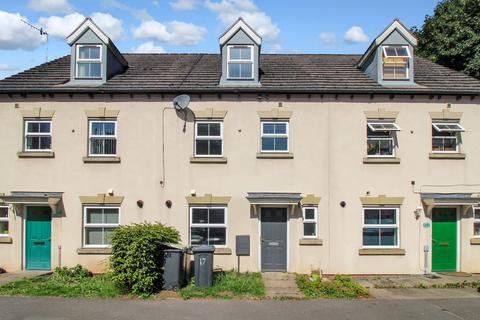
[414,0,480,77]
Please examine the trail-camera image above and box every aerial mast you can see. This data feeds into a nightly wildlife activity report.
[20,19,49,63]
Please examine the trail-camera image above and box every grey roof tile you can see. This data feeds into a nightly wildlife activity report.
[1,53,480,94]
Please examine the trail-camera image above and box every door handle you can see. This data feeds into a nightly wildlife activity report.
[34,241,45,245]
[439,242,449,247]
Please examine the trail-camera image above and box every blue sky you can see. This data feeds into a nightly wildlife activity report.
[0,0,440,79]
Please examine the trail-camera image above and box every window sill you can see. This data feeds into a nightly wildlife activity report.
[358,248,406,256]
[256,152,294,159]
[0,237,12,244]
[77,247,112,255]
[363,157,400,164]
[17,151,54,158]
[470,238,480,245]
[429,153,466,160]
[214,247,232,255]
[83,156,121,163]
[190,157,228,164]
[299,238,323,246]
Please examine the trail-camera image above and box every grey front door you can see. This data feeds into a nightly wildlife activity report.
[261,208,287,272]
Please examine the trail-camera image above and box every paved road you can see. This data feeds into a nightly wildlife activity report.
[1,296,480,320]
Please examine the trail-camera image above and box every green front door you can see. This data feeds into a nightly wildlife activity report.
[432,208,457,272]
[25,207,52,270]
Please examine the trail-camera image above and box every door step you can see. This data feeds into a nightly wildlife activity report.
[262,272,303,298]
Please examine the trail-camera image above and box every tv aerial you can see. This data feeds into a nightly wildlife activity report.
[20,19,49,62]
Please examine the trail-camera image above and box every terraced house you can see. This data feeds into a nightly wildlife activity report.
[1,17,480,275]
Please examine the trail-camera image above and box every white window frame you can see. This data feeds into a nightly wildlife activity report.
[76,44,102,79]
[382,45,411,58]
[83,206,120,248]
[194,121,223,157]
[474,208,480,238]
[432,122,465,132]
[227,45,254,80]
[260,121,289,153]
[367,122,401,132]
[366,121,398,158]
[88,120,117,157]
[189,206,227,247]
[24,120,52,152]
[362,207,400,248]
[431,122,462,154]
[0,206,9,237]
[382,45,410,80]
[302,206,318,239]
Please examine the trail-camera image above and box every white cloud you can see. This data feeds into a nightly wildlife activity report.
[38,13,85,38]
[28,0,73,14]
[319,32,336,44]
[171,0,197,10]
[205,0,280,42]
[39,12,124,41]
[134,41,166,53]
[91,12,124,41]
[0,64,17,71]
[0,11,47,50]
[133,20,207,45]
[344,26,369,43]
[152,0,160,6]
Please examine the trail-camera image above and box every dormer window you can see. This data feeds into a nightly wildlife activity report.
[76,45,102,79]
[227,45,253,79]
[382,45,410,80]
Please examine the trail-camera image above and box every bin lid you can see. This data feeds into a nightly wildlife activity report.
[191,245,215,253]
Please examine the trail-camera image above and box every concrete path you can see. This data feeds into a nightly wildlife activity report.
[262,272,303,298]
[0,271,50,286]
[1,296,480,320]
[355,273,480,289]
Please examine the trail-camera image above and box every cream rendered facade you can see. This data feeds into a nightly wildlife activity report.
[1,93,480,274]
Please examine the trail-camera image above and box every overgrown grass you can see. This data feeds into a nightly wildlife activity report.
[179,271,265,300]
[0,265,124,299]
[296,273,369,299]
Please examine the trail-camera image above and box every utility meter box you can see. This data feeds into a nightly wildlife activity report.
[236,235,250,256]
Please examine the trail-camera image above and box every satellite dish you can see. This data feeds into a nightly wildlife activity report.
[173,94,190,111]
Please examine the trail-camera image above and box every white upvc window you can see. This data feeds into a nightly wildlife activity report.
[76,44,102,79]
[190,206,227,246]
[24,120,52,151]
[0,206,8,237]
[366,121,400,157]
[302,207,318,238]
[261,121,289,152]
[194,121,223,157]
[432,122,465,153]
[227,45,254,79]
[88,120,117,156]
[382,45,410,80]
[83,206,120,248]
[363,207,399,248]
[474,208,480,238]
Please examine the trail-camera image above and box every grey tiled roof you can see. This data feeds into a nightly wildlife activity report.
[1,53,480,94]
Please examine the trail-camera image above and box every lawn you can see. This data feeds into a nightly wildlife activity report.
[296,273,369,299]
[179,271,266,299]
[0,266,124,299]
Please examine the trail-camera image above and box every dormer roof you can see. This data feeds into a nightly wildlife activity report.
[357,19,417,68]
[66,17,128,67]
[219,17,262,46]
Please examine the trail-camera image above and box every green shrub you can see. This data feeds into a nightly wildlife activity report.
[296,274,369,299]
[110,222,180,296]
[53,265,93,280]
